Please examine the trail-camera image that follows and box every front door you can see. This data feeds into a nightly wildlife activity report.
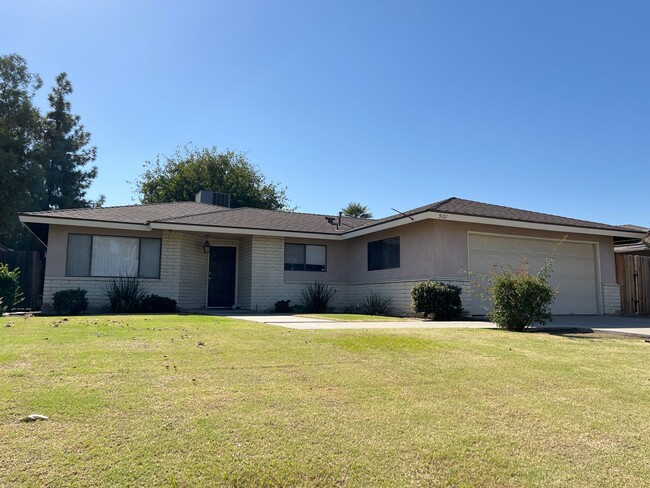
[207,246,237,307]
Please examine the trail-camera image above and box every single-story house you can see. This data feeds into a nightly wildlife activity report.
[19,191,647,315]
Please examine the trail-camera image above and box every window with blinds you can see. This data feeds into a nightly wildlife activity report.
[66,234,162,278]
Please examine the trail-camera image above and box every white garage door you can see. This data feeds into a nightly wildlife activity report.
[468,234,599,315]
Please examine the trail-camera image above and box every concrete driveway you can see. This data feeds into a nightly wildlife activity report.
[550,315,650,336]
[227,313,650,336]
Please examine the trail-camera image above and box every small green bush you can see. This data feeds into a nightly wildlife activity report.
[0,263,23,314]
[138,294,177,313]
[411,281,463,320]
[104,277,149,313]
[274,300,292,313]
[360,291,392,316]
[488,260,556,331]
[52,288,88,315]
[300,281,336,313]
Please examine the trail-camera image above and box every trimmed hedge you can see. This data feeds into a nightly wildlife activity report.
[138,294,177,313]
[52,288,89,315]
[411,281,463,320]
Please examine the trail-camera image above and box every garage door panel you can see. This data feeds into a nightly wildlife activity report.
[468,234,598,316]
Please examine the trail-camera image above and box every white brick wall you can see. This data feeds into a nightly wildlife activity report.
[42,230,215,312]
[247,236,347,312]
[237,236,253,309]
[602,282,621,315]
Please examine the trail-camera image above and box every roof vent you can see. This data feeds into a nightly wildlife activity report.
[195,190,231,208]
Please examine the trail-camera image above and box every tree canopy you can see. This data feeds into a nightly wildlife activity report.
[341,202,373,219]
[0,54,100,249]
[133,146,290,211]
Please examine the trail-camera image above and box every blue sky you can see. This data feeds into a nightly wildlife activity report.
[2,1,648,226]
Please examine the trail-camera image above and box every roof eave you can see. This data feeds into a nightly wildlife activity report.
[148,221,343,239]
[19,214,151,232]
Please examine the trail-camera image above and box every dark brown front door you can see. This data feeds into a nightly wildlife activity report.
[207,246,237,307]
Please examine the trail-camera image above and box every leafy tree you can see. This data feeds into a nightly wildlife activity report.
[0,56,102,249]
[133,146,290,210]
[37,72,99,209]
[341,202,372,219]
[0,54,42,247]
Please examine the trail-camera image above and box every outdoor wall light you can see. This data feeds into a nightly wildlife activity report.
[202,240,211,253]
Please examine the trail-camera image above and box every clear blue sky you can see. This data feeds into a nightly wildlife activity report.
[2,0,648,226]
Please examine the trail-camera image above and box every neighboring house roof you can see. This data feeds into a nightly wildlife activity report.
[19,197,646,243]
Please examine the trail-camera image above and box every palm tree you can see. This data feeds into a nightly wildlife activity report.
[341,202,373,219]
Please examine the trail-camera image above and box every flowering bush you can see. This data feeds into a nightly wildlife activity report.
[475,259,557,332]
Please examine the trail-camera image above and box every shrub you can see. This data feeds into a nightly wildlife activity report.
[411,281,463,320]
[274,299,292,313]
[52,288,88,315]
[104,277,149,313]
[300,281,336,313]
[138,294,177,313]
[0,263,23,314]
[487,260,556,331]
[360,291,392,316]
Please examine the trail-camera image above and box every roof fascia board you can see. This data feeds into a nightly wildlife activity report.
[614,244,648,253]
[342,211,646,239]
[149,222,342,240]
[19,215,150,232]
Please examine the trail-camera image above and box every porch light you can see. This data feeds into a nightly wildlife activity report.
[202,240,211,253]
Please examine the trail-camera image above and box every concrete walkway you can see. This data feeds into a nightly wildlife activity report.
[226,314,492,330]
[225,313,650,336]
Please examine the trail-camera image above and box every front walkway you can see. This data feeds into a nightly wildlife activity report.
[223,313,650,336]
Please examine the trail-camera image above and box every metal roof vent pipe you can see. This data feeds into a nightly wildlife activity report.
[195,190,231,208]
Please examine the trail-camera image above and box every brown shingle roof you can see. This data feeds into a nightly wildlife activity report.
[20,197,640,236]
[20,201,220,225]
[364,197,634,234]
[20,202,369,234]
[160,207,369,234]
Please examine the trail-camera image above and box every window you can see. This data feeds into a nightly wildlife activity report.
[368,237,400,271]
[284,243,326,271]
[66,234,162,278]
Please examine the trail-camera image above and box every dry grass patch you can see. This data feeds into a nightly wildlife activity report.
[0,314,649,486]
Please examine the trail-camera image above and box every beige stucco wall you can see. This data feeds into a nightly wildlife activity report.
[41,218,620,315]
[429,220,617,282]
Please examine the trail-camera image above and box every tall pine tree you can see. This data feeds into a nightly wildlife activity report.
[39,73,98,209]
[0,54,43,248]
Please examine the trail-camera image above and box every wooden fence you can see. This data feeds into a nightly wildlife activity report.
[0,250,45,311]
[616,254,650,315]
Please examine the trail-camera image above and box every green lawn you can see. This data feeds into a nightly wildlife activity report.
[1,314,649,487]
[298,313,409,322]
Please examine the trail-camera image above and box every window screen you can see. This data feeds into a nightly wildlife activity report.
[66,234,92,276]
[284,243,326,271]
[92,236,139,276]
[139,238,161,278]
[368,237,400,271]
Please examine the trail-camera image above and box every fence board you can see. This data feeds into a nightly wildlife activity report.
[0,250,44,311]
[617,254,650,315]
